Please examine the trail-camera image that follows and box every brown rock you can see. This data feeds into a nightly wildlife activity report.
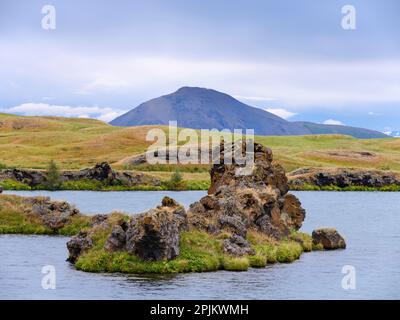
[312,228,346,250]
[288,167,400,189]
[188,141,306,241]
[223,235,255,256]
[67,231,93,263]
[125,197,187,261]
[104,224,127,252]
[24,197,80,231]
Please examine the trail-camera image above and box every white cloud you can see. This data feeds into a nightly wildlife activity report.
[6,103,127,122]
[265,108,297,119]
[323,119,344,126]
[3,42,400,109]
[233,95,277,102]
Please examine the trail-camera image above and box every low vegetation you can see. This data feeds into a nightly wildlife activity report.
[1,113,399,174]
[73,225,317,274]
[0,195,90,235]
[0,192,324,274]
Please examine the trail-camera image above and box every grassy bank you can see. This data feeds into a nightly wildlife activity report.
[2,177,399,192]
[0,178,210,191]
[0,194,90,235]
[0,193,322,274]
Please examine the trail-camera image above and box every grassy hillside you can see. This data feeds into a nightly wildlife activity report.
[1,113,400,176]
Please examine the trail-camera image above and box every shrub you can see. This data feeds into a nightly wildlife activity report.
[163,170,187,190]
[43,160,62,190]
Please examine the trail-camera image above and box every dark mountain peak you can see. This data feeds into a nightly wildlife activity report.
[172,86,238,103]
[175,86,221,95]
[110,87,387,139]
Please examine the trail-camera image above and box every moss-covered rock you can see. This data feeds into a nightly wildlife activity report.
[0,194,90,235]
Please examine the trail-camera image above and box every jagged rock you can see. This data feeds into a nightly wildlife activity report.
[104,224,127,252]
[223,235,255,256]
[77,162,115,182]
[281,194,306,230]
[125,197,187,261]
[312,228,346,250]
[288,167,400,189]
[218,215,247,238]
[90,214,109,227]
[0,169,46,187]
[188,141,306,240]
[67,231,93,263]
[23,197,80,230]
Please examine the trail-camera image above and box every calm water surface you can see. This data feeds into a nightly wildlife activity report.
[1,191,399,299]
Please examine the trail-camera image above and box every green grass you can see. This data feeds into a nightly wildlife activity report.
[58,215,91,236]
[248,255,267,268]
[247,231,307,264]
[74,227,320,274]
[0,179,32,190]
[76,230,224,274]
[0,194,91,236]
[0,208,53,234]
[275,242,303,263]
[221,256,250,271]
[3,177,396,192]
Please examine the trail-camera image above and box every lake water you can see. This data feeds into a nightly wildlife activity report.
[1,190,399,300]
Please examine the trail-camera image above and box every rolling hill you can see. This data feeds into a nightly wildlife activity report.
[110,87,387,139]
[0,113,399,175]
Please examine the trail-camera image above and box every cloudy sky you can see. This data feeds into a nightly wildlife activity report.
[0,0,399,132]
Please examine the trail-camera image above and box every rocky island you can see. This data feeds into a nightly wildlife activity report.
[63,142,346,273]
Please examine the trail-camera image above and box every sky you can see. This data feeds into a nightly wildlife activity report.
[0,0,399,133]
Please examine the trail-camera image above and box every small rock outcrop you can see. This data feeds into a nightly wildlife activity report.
[23,197,80,230]
[66,214,114,262]
[288,167,400,189]
[312,228,346,250]
[0,169,46,187]
[67,231,93,263]
[188,141,306,244]
[125,197,187,261]
[104,221,128,252]
[67,197,188,263]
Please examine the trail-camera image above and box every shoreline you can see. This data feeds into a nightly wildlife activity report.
[2,163,400,192]
[2,184,400,192]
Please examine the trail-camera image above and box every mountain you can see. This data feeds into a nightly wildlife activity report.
[110,87,388,139]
